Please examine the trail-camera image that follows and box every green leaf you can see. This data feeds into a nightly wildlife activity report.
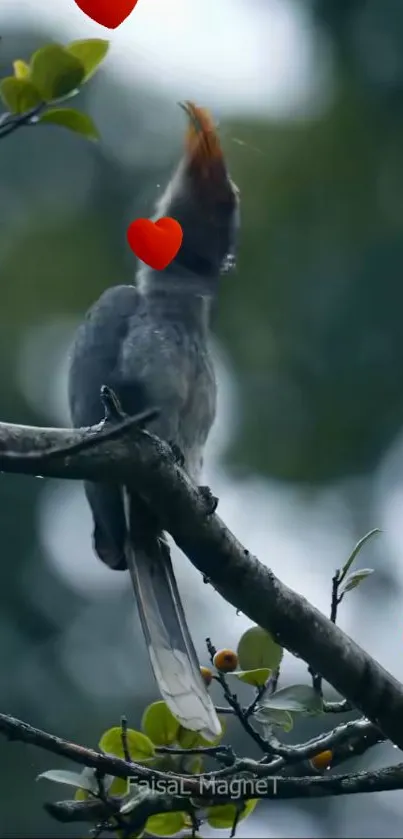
[187,755,203,774]
[177,727,200,749]
[257,684,323,716]
[74,787,89,801]
[145,811,187,836]
[229,667,271,687]
[237,626,283,672]
[0,77,42,113]
[37,769,95,791]
[109,777,130,797]
[339,529,380,582]
[141,701,180,746]
[207,800,258,829]
[99,727,155,761]
[66,39,109,81]
[177,717,225,749]
[197,716,226,747]
[38,107,99,140]
[340,568,374,594]
[30,44,85,101]
[13,60,30,79]
[257,708,294,732]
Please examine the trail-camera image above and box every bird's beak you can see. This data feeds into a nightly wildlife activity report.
[179,101,231,200]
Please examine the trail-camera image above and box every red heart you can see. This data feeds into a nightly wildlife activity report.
[73,0,139,29]
[127,217,183,271]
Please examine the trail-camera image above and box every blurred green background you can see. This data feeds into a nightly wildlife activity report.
[1,0,403,836]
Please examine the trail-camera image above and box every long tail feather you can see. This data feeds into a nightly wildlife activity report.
[125,493,221,742]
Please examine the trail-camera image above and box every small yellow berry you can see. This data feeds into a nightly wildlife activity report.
[213,649,239,673]
[200,666,213,686]
[310,749,333,771]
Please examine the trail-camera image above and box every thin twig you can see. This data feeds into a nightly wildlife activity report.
[258,718,383,773]
[310,567,345,694]
[330,570,341,623]
[0,103,45,139]
[244,666,280,721]
[215,706,236,715]
[324,699,353,714]
[230,805,242,838]
[206,638,280,756]
[155,744,236,766]
[120,716,131,763]
[244,685,266,720]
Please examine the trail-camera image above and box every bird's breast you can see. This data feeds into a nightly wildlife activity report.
[121,315,216,483]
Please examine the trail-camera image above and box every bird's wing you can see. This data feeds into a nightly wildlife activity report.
[68,284,221,740]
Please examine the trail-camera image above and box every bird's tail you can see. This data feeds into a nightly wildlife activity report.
[124,492,221,742]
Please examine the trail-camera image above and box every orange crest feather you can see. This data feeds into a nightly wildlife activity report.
[181,101,223,174]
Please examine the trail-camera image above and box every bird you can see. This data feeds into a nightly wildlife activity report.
[68,101,240,742]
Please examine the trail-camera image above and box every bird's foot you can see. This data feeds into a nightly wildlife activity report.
[169,441,186,468]
[100,385,126,426]
[199,485,219,515]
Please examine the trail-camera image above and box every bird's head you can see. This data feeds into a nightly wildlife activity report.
[155,101,240,285]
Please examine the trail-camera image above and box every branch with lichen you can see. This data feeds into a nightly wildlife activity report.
[0,711,395,828]
[0,394,400,750]
[0,389,400,836]
[0,663,388,838]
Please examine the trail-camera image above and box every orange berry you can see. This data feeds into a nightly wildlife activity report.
[213,649,238,673]
[310,750,333,771]
[200,666,213,686]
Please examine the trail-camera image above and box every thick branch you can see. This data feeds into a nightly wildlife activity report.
[0,709,396,831]
[0,418,403,748]
[46,793,194,829]
[0,711,382,783]
[258,718,383,775]
[0,712,201,796]
[46,762,403,820]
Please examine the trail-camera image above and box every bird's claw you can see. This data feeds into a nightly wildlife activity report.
[100,385,126,425]
[199,485,218,514]
[169,441,186,468]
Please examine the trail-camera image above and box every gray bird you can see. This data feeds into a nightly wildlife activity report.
[68,102,240,741]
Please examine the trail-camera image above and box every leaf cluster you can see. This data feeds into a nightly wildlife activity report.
[0,39,109,140]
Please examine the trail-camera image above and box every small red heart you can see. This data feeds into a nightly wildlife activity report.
[127,217,183,271]
[73,0,139,29]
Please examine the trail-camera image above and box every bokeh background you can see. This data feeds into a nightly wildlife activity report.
[1,0,403,835]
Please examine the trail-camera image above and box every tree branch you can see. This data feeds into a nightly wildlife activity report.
[0,416,403,749]
[0,708,393,834]
[44,762,403,817]
[45,793,194,828]
[255,718,383,774]
[0,103,45,139]
[206,637,277,756]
